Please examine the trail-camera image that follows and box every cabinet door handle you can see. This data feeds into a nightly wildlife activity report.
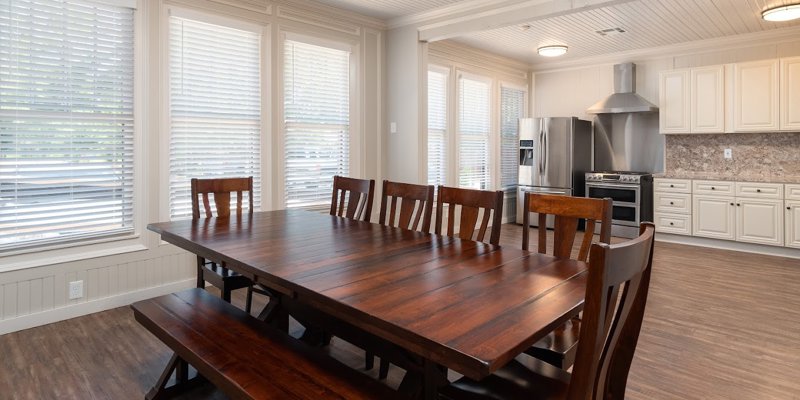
[669,222,674,226]
[730,203,734,206]
[670,184,674,188]
[737,203,741,206]
[669,201,674,205]
[711,187,715,190]
[756,189,762,193]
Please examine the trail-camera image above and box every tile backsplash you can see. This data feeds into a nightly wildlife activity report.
[665,132,800,183]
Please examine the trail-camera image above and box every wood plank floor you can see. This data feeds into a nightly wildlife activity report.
[1,224,798,399]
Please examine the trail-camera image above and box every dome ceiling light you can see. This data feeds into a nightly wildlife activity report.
[537,45,568,57]
[762,3,800,21]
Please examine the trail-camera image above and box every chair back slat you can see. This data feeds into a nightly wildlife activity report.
[378,180,434,232]
[330,176,375,222]
[191,177,253,219]
[522,193,613,261]
[567,223,655,400]
[434,186,504,245]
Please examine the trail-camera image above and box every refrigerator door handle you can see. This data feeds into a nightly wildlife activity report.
[538,129,545,174]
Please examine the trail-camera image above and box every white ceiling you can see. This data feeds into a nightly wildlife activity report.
[309,0,467,20]
[451,0,800,65]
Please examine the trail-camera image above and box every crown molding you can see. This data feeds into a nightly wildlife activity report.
[429,40,529,81]
[529,25,800,74]
[271,0,386,31]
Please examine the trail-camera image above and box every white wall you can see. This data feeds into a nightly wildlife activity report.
[0,0,385,335]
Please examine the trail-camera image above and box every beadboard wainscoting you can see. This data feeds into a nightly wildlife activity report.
[0,247,195,335]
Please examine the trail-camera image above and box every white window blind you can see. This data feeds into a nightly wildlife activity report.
[284,39,350,208]
[427,69,447,187]
[500,86,525,190]
[458,75,491,190]
[168,16,261,219]
[0,0,135,250]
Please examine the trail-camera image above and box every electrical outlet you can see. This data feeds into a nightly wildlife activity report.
[390,122,397,134]
[724,149,732,159]
[69,280,83,300]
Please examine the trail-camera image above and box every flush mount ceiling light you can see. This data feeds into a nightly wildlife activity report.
[537,45,568,57]
[762,4,800,21]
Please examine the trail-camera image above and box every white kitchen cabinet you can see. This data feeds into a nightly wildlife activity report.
[654,178,693,236]
[781,57,800,131]
[735,198,783,246]
[659,70,690,134]
[691,65,725,133]
[786,201,800,249]
[693,195,735,240]
[733,59,780,132]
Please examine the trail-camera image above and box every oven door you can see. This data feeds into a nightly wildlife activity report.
[585,182,640,227]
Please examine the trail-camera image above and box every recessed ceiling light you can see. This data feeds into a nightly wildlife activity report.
[537,45,568,57]
[762,4,800,21]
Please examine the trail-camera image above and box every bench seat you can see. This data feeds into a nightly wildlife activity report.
[132,288,399,400]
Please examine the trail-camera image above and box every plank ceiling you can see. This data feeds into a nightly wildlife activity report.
[309,0,466,20]
[452,0,800,65]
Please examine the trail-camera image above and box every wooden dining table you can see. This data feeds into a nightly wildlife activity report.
[147,209,588,399]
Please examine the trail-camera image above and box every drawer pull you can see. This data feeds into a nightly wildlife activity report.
[730,203,734,206]
[737,203,741,206]
[669,201,674,205]
[670,184,674,188]
[711,187,715,190]
[756,189,762,192]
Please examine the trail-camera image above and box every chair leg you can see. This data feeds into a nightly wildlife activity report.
[365,351,374,370]
[245,285,253,314]
[379,359,390,380]
[222,286,232,303]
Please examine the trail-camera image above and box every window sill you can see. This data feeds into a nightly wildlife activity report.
[0,234,147,273]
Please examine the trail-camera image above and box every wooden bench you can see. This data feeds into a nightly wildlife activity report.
[131,288,399,400]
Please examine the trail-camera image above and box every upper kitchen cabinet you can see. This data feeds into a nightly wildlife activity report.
[781,57,800,131]
[659,69,690,134]
[733,59,779,132]
[690,65,725,133]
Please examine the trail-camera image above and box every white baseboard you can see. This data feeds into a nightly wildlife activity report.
[0,278,195,336]
[655,233,800,260]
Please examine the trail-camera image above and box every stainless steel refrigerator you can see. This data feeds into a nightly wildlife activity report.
[516,117,592,226]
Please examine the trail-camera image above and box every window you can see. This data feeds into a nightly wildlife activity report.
[0,0,135,250]
[427,69,448,187]
[458,75,491,190]
[500,85,525,190]
[168,16,261,219]
[284,38,350,208]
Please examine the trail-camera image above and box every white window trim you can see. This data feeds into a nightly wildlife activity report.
[497,81,528,191]
[456,70,494,190]
[0,0,147,270]
[275,28,361,210]
[159,5,269,220]
[425,64,451,188]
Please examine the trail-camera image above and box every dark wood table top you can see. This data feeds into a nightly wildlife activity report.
[148,209,587,380]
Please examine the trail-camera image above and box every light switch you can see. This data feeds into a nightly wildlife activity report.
[724,149,732,159]
[390,122,397,134]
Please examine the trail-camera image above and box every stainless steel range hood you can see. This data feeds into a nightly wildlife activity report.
[587,63,658,114]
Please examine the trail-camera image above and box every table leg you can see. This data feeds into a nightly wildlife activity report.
[257,293,289,333]
[398,359,448,400]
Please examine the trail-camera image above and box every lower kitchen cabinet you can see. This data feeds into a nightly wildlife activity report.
[693,195,735,240]
[787,201,800,249]
[736,198,784,246]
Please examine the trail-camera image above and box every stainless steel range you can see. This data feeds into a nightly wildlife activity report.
[585,171,653,238]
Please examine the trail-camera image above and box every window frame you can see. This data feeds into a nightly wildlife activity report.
[276,29,361,210]
[0,0,146,269]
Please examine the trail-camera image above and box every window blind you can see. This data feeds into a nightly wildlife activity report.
[427,69,447,187]
[0,0,135,250]
[284,39,350,208]
[458,76,491,190]
[168,16,261,219]
[500,86,525,190]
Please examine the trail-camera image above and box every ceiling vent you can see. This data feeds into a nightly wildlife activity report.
[595,27,626,36]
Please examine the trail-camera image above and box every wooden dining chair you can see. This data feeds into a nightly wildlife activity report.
[191,177,258,313]
[374,180,434,378]
[378,180,435,231]
[434,186,504,245]
[522,193,613,369]
[440,222,655,400]
[330,175,375,221]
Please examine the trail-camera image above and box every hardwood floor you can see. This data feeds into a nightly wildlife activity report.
[1,224,798,399]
